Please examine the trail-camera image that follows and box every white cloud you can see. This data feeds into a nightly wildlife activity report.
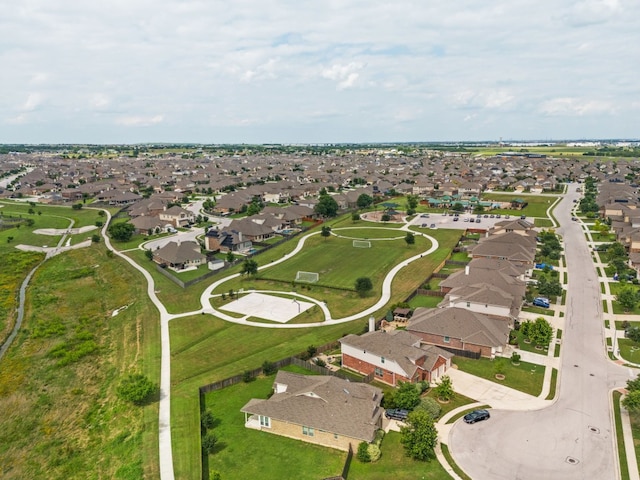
[539,97,615,116]
[22,93,44,112]
[90,94,110,109]
[321,63,363,90]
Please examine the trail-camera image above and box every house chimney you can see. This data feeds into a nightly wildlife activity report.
[368,316,376,332]
[465,265,470,276]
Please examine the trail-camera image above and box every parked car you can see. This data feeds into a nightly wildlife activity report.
[430,224,436,229]
[453,217,459,222]
[520,215,526,220]
[463,409,490,424]
[533,297,550,308]
[420,213,430,218]
[385,409,409,421]
[475,218,481,223]
[535,263,554,270]
[463,218,470,222]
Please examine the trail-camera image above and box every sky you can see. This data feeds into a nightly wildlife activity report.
[2,0,640,144]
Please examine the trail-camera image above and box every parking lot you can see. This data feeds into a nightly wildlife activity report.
[410,212,526,230]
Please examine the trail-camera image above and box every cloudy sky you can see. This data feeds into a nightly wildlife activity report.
[2,0,639,144]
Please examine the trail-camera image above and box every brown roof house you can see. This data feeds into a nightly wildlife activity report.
[159,206,195,228]
[241,371,383,451]
[152,240,205,271]
[407,307,511,359]
[340,330,453,387]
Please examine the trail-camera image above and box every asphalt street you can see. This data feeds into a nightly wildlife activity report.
[449,184,633,480]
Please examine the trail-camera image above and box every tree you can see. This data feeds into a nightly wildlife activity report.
[405,194,419,216]
[381,213,391,222]
[433,375,454,401]
[321,225,332,240]
[355,277,373,297]
[452,202,465,212]
[202,432,218,454]
[242,259,258,276]
[351,212,360,222]
[116,373,157,405]
[623,390,640,413]
[108,222,135,242]
[356,194,374,209]
[404,232,415,247]
[91,234,101,243]
[315,194,339,217]
[530,317,553,347]
[72,203,83,210]
[145,249,154,260]
[394,381,421,410]
[226,251,235,264]
[400,409,438,461]
[617,286,638,312]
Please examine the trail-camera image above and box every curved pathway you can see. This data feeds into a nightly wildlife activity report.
[198,227,439,328]
[448,183,633,480]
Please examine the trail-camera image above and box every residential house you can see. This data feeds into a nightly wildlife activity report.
[204,228,252,253]
[407,307,511,358]
[241,371,383,451]
[340,330,452,387]
[159,206,195,228]
[153,241,205,271]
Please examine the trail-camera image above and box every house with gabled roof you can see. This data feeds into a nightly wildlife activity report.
[159,205,194,228]
[241,371,383,451]
[340,330,452,386]
[153,240,205,271]
[407,307,511,358]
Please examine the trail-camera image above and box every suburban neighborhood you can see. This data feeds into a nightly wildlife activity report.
[2,143,640,480]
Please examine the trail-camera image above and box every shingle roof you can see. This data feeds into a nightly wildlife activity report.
[241,372,383,442]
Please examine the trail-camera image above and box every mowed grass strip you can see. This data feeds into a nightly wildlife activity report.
[453,357,545,396]
[255,233,430,290]
[480,193,558,218]
[0,246,160,480]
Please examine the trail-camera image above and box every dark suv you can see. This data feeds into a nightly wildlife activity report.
[385,408,409,421]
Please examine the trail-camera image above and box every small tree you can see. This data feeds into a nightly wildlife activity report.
[91,234,101,243]
[381,213,391,222]
[321,225,332,240]
[355,277,373,297]
[145,249,154,260]
[511,352,521,364]
[202,432,218,454]
[617,286,638,312]
[242,259,258,276]
[351,212,360,222]
[530,317,553,347]
[400,410,438,461]
[404,232,415,247]
[622,390,640,413]
[357,194,374,209]
[116,373,157,405]
[226,251,235,264]
[72,203,83,210]
[108,223,135,242]
[415,397,442,420]
[433,375,454,401]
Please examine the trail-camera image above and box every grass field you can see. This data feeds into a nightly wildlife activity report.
[256,232,430,290]
[452,357,545,396]
[0,245,160,480]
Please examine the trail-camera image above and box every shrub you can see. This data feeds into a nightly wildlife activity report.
[367,443,381,462]
[201,410,215,430]
[415,397,441,420]
[116,373,157,405]
[262,360,277,376]
[357,441,371,462]
[202,432,218,454]
[511,352,521,364]
[242,371,255,383]
[314,358,326,368]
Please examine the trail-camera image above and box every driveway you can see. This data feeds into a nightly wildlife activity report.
[142,227,205,251]
[448,184,633,480]
[410,212,530,231]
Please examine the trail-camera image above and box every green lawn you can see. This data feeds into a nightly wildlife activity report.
[408,295,443,309]
[613,391,631,480]
[256,232,430,291]
[452,357,545,396]
[618,339,640,364]
[629,409,640,472]
[511,330,550,355]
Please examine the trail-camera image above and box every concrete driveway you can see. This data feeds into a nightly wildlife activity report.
[448,184,633,480]
[410,212,528,231]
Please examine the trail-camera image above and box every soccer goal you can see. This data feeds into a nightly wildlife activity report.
[353,240,372,248]
[295,271,319,283]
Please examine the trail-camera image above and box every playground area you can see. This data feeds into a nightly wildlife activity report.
[220,292,315,323]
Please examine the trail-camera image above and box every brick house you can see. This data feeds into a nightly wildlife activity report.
[241,371,383,451]
[340,330,452,386]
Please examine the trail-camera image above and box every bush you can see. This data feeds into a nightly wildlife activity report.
[357,441,371,462]
[201,410,215,430]
[415,397,441,420]
[367,443,381,462]
[202,432,218,454]
[242,371,255,383]
[262,360,277,376]
[511,352,521,364]
[314,358,327,368]
[116,373,157,405]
